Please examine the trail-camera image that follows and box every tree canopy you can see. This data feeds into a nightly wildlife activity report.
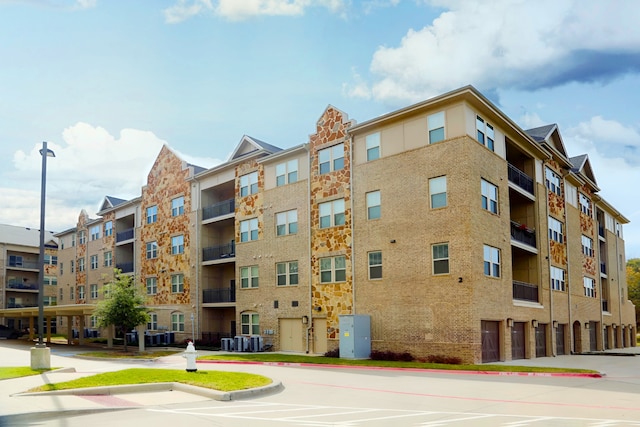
[93,269,150,352]
[627,258,640,326]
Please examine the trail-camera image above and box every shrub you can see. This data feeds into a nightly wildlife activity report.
[425,354,463,365]
[370,350,414,362]
[324,348,339,358]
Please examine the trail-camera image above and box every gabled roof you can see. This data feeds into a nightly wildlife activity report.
[0,224,58,248]
[228,135,282,161]
[525,124,571,167]
[570,154,599,191]
[99,196,128,212]
[525,124,557,143]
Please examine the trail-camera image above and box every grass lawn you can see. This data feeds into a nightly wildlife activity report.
[198,353,598,374]
[77,350,180,359]
[0,367,53,380]
[29,368,271,393]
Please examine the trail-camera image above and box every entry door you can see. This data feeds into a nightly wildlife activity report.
[535,325,546,357]
[589,322,598,351]
[313,318,327,355]
[556,324,566,355]
[279,319,304,352]
[511,322,525,360]
[481,321,500,362]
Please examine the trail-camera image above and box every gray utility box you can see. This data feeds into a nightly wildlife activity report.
[339,315,371,359]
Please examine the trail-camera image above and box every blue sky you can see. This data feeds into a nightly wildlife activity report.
[1,0,639,258]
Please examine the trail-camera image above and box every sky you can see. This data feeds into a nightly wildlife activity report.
[1,0,639,258]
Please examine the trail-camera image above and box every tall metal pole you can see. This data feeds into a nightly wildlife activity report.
[37,141,54,348]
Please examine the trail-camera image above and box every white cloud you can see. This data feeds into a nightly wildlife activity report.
[517,112,546,130]
[164,0,213,24]
[348,0,640,104]
[566,116,640,166]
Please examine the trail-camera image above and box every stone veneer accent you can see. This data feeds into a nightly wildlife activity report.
[75,210,88,303]
[579,184,597,276]
[235,159,264,241]
[547,160,567,266]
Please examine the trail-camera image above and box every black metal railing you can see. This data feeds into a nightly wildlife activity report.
[203,287,236,303]
[510,221,536,248]
[513,280,539,302]
[602,299,609,312]
[203,199,235,221]
[7,302,37,308]
[116,227,134,242]
[116,262,134,273]
[6,260,39,269]
[203,242,235,261]
[199,331,234,347]
[508,164,534,195]
[7,282,39,290]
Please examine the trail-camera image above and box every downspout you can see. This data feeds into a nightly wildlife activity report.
[306,144,313,354]
[616,225,623,337]
[559,170,573,354]
[349,133,356,316]
[544,162,556,357]
[596,209,604,349]
[193,179,200,343]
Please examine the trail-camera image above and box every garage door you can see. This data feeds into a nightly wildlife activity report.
[511,322,525,360]
[279,318,304,352]
[535,324,546,357]
[481,321,500,363]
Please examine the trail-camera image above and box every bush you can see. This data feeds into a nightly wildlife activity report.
[370,350,414,362]
[424,354,463,365]
[324,348,339,358]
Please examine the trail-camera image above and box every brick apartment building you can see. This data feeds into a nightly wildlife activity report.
[2,85,636,363]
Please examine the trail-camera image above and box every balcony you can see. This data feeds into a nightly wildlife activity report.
[7,282,39,291]
[203,287,236,303]
[513,280,538,303]
[116,262,134,273]
[7,260,39,269]
[7,302,38,308]
[203,199,235,221]
[510,221,536,248]
[116,228,134,243]
[508,164,534,195]
[203,242,235,262]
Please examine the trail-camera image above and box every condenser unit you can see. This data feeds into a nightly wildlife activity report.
[234,336,250,352]
[249,335,264,352]
[221,337,235,352]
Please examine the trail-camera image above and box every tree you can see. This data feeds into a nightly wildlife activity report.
[93,269,150,352]
[627,258,640,327]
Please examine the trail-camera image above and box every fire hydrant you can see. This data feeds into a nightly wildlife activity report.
[182,341,197,372]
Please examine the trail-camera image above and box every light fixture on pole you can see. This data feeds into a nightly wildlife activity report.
[31,141,55,370]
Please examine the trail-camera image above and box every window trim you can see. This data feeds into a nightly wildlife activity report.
[551,266,566,291]
[276,261,299,286]
[146,241,158,259]
[319,255,347,284]
[171,196,185,216]
[368,251,382,280]
[171,234,185,255]
[276,159,298,186]
[432,243,450,275]
[319,199,345,229]
[428,111,445,144]
[483,245,500,278]
[476,115,495,151]
[276,210,298,236]
[318,143,345,174]
[583,276,596,298]
[581,235,594,257]
[146,277,157,295]
[429,176,447,209]
[241,312,260,335]
[366,191,381,220]
[146,205,158,224]
[240,218,259,242]
[481,179,498,214]
[171,273,184,293]
[240,171,259,197]
[240,265,259,289]
[545,168,562,196]
[549,216,564,244]
[366,132,380,161]
[171,312,185,332]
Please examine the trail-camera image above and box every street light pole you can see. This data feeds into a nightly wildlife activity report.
[31,141,55,370]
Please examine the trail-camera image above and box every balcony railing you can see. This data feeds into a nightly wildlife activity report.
[7,302,38,308]
[203,242,235,262]
[602,299,609,312]
[508,164,534,195]
[116,227,134,243]
[513,280,539,303]
[203,287,236,303]
[6,260,39,269]
[203,199,235,221]
[7,282,39,291]
[116,262,134,273]
[510,221,536,248]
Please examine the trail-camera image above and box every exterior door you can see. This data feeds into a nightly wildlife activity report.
[481,321,500,363]
[313,318,327,355]
[556,324,566,355]
[589,322,598,351]
[279,318,304,352]
[511,322,525,360]
[535,324,546,357]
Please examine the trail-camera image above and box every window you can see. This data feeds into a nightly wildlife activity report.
[90,284,98,299]
[90,315,97,328]
[276,261,299,286]
[428,111,445,144]
[90,225,101,241]
[146,277,157,295]
[551,266,566,291]
[171,274,184,293]
[44,254,58,265]
[240,218,259,242]
[146,241,158,259]
[276,210,298,236]
[70,260,75,273]
[78,230,86,245]
[432,243,450,275]
[147,313,158,330]
[61,238,65,249]
[59,288,63,301]
[70,286,75,300]
[171,196,184,216]
[276,160,298,186]
[579,193,592,217]
[483,245,500,278]
[90,255,98,270]
[481,179,498,214]
[319,143,344,174]
[545,168,562,196]
[476,115,495,151]
[581,235,594,257]
[320,256,346,283]
[368,251,382,279]
[549,217,564,244]
[429,176,447,208]
[8,255,22,267]
[366,191,381,220]
[104,251,112,267]
[171,235,184,255]
[241,313,260,335]
[319,199,345,228]
[240,172,258,197]
[71,233,76,247]
[146,205,158,224]
[43,296,56,306]
[78,257,85,272]
[104,221,113,237]
[366,132,380,161]
[171,312,185,332]
[241,266,259,288]
[44,276,57,286]
[60,262,64,275]
[584,277,596,298]
[78,285,85,300]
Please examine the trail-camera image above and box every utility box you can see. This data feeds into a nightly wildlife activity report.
[339,315,371,359]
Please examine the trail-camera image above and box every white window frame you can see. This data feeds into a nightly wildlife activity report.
[146,277,157,295]
[483,245,500,278]
[90,225,101,241]
[171,312,185,332]
[276,261,299,286]
[583,277,596,298]
[319,143,344,174]
[319,199,345,228]
[366,132,380,161]
[276,210,298,236]
[171,235,184,255]
[481,179,498,214]
[90,284,98,299]
[241,313,260,335]
[90,254,98,270]
[366,191,381,220]
[432,243,450,275]
[240,266,259,288]
[78,285,85,300]
[240,171,258,197]
[171,273,184,293]
[78,257,85,272]
[276,159,298,186]
[476,115,495,151]
[240,218,259,242]
[545,168,562,196]
[44,254,58,265]
[146,205,158,224]
[70,286,75,300]
[147,312,158,330]
[549,217,564,244]
[104,251,112,267]
[428,111,445,144]
[146,241,158,259]
[581,235,594,257]
[71,233,76,247]
[551,266,566,291]
[104,221,113,237]
[171,196,185,216]
[70,260,75,273]
[429,176,447,209]
[579,193,592,217]
[78,230,86,245]
[44,276,57,286]
[319,256,346,283]
[368,251,382,280]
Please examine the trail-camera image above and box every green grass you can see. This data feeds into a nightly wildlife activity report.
[0,367,53,380]
[77,350,180,359]
[29,368,271,393]
[199,353,598,374]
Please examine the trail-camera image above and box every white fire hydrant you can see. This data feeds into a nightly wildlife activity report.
[183,341,198,372]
